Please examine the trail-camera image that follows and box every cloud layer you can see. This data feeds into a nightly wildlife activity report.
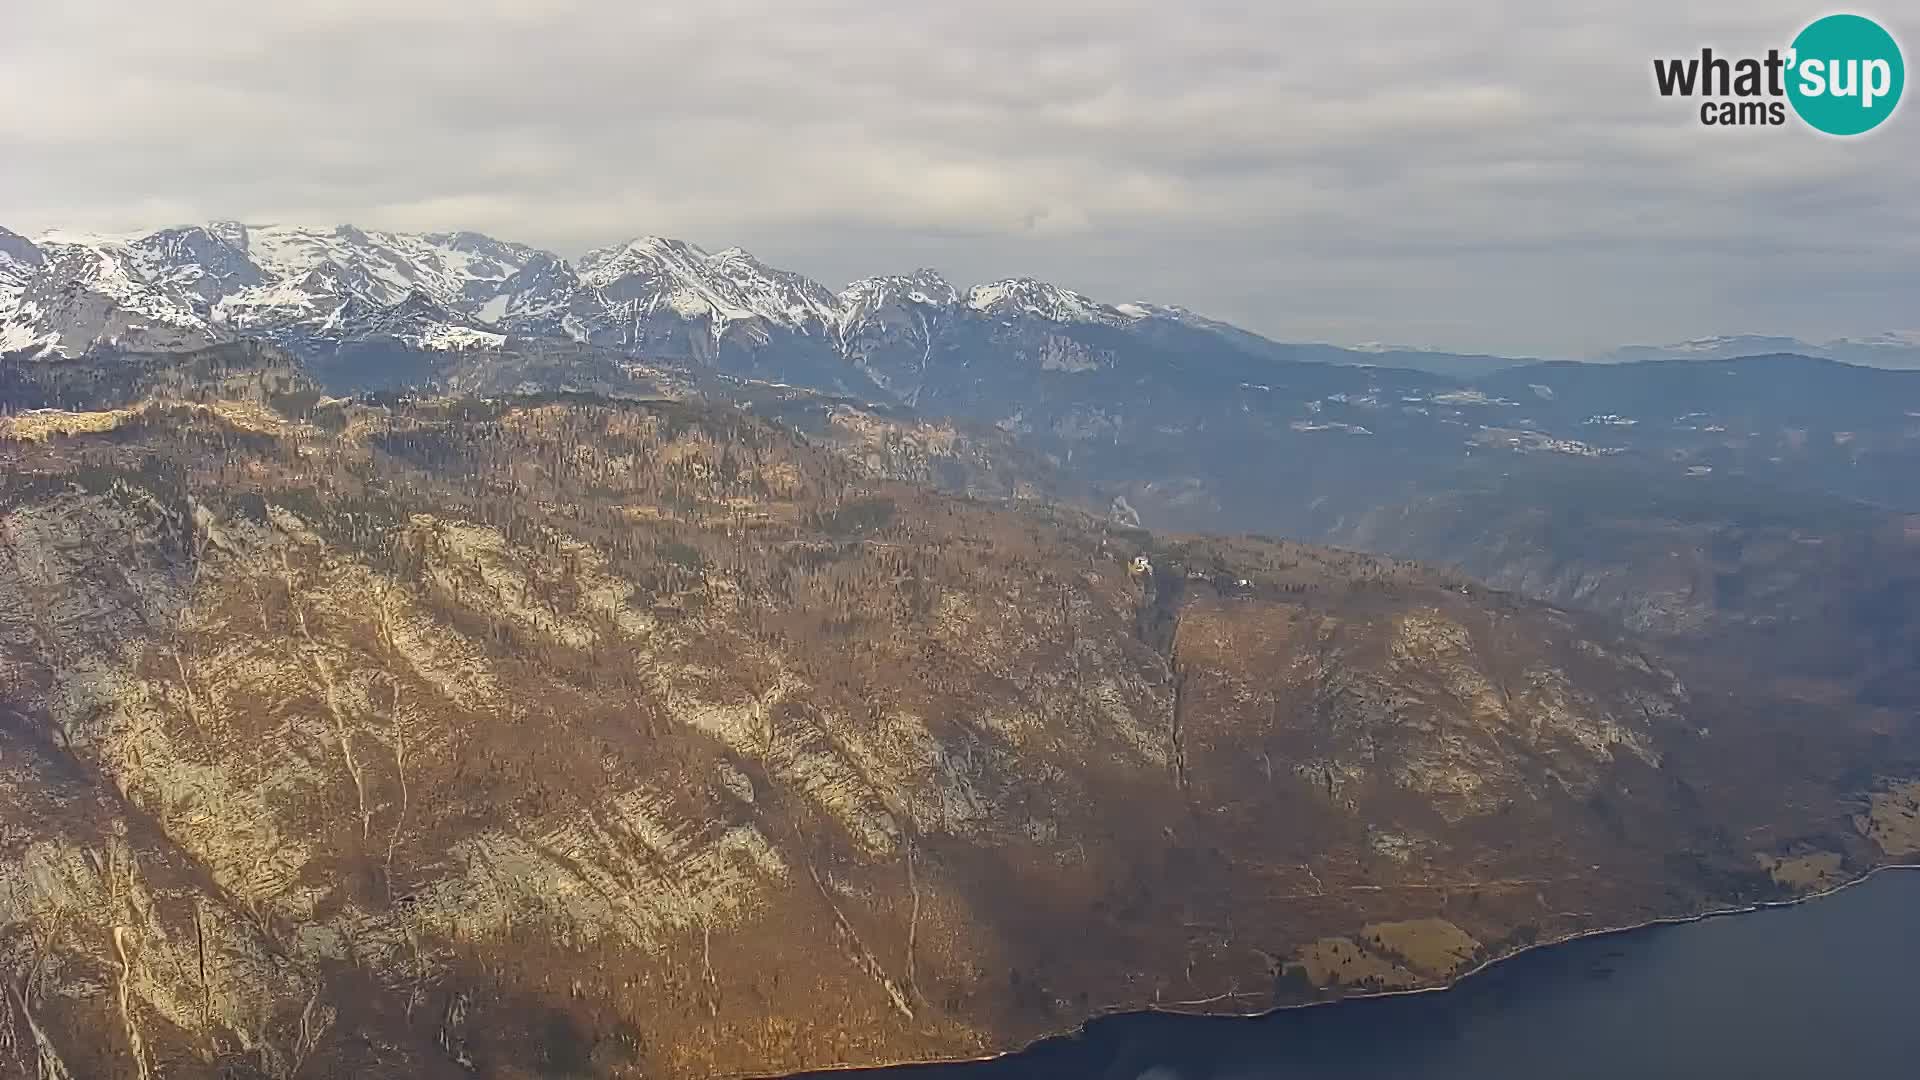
[3,1,1914,355]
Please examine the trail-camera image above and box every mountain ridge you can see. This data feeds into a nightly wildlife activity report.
[10,221,1920,376]
[1594,332,1920,371]
[0,222,1574,384]
[0,223,1217,363]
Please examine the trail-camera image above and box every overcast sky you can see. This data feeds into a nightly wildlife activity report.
[2,1,1913,356]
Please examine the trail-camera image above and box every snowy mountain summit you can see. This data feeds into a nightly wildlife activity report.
[0,222,1183,366]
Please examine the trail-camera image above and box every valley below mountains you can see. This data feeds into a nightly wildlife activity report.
[3,223,1920,1080]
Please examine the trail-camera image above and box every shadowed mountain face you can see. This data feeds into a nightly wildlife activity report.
[1318,458,1920,713]
[866,346,1920,695]
[5,348,1916,1078]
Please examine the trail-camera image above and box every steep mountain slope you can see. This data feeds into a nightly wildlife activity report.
[230,223,542,309]
[5,349,1913,1078]
[1320,456,1920,713]
[1277,359,1920,676]
[0,340,1065,509]
[2,229,231,356]
[0,224,538,362]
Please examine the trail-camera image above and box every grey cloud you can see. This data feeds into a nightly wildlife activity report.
[3,0,1914,355]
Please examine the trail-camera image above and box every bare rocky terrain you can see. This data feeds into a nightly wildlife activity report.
[2,347,1917,1079]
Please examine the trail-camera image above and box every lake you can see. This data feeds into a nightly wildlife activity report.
[825,867,1920,1079]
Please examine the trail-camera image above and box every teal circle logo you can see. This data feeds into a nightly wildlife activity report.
[1787,14,1904,135]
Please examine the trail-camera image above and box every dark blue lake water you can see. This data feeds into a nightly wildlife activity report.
[839,867,1920,1080]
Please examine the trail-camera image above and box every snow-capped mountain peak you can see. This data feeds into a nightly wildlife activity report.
[319,288,506,352]
[577,235,700,284]
[21,229,221,345]
[0,222,554,358]
[1112,301,1230,327]
[828,270,965,363]
[577,235,839,331]
[0,227,44,286]
[966,277,1122,325]
[237,224,537,309]
[206,219,250,251]
[834,269,961,329]
[33,227,155,247]
[7,221,1211,362]
[10,218,1539,383]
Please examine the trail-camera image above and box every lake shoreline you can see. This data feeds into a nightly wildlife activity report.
[766,861,1920,1079]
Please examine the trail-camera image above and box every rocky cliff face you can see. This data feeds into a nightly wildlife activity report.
[2,363,1913,1079]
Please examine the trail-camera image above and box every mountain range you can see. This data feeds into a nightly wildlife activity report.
[1594,333,1920,371]
[0,222,1265,371]
[8,223,1918,383]
[8,221,1920,589]
[10,223,1919,530]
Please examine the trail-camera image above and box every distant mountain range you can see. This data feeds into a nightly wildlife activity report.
[9,222,1915,383]
[1592,333,1920,371]
[0,221,1452,375]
